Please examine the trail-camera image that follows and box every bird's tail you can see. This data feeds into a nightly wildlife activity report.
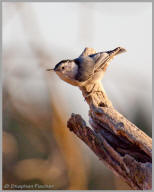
[94,47,126,73]
[107,47,126,56]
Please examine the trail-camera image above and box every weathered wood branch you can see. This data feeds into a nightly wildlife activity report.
[67,48,152,190]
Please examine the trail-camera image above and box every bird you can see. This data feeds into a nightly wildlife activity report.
[47,47,126,88]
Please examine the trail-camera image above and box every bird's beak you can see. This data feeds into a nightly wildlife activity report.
[46,68,54,71]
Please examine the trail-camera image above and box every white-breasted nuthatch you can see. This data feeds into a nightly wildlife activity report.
[47,47,126,87]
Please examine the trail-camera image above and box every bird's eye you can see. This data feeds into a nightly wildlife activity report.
[62,66,65,70]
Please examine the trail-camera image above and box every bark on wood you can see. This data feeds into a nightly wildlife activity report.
[67,48,152,190]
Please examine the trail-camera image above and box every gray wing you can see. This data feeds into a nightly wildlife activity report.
[74,56,96,82]
[89,47,126,72]
[75,47,126,82]
[89,52,110,72]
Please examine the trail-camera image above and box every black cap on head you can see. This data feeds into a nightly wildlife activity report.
[54,59,72,71]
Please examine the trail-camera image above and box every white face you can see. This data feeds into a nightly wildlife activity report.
[54,60,79,86]
[55,61,78,79]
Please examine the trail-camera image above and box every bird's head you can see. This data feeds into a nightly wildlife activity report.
[47,59,79,86]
